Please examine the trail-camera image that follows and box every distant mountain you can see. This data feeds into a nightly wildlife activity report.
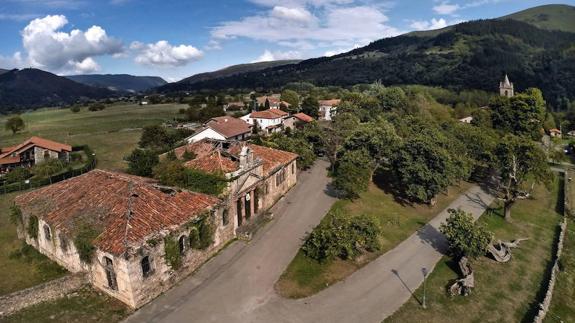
[0,69,8,75]
[66,74,167,92]
[159,5,575,107]
[502,4,575,33]
[0,68,114,111]
[158,60,301,92]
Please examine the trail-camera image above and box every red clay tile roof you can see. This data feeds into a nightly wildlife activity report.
[249,109,288,120]
[185,150,239,174]
[0,136,72,161]
[256,96,281,106]
[229,143,298,177]
[293,113,314,123]
[204,116,251,139]
[173,140,214,160]
[14,170,220,256]
[319,99,341,107]
[0,156,21,165]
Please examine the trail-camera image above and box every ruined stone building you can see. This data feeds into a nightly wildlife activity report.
[13,140,298,308]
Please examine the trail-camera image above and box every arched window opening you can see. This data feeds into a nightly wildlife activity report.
[141,256,152,278]
[103,256,118,290]
[43,224,51,241]
[178,236,186,254]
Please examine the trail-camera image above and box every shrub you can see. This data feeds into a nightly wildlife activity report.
[125,149,159,177]
[70,105,81,113]
[32,159,66,178]
[440,209,493,259]
[4,167,31,184]
[88,103,106,111]
[302,210,380,262]
[27,215,39,239]
[73,225,100,264]
[164,236,182,270]
[9,205,23,225]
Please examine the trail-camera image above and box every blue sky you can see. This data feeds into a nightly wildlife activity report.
[0,0,573,81]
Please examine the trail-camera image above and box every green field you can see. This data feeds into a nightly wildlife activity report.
[0,103,186,170]
[275,181,473,298]
[386,180,562,322]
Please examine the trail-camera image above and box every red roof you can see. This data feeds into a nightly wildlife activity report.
[256,96,281,106]
[0,136,72,161]
[185,150,239,174]
[318,99,341,107]
[204,116,251,139]
[293,113,314,123]
[249,109,288,120]
[14,170,220,256]
[229,143,298,177]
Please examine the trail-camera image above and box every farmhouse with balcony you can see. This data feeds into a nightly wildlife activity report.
[186,116,252,143]
[0,136,72,174]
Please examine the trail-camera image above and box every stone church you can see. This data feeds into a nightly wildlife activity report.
[500,74,514,98]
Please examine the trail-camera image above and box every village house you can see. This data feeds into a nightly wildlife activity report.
[459,116,474,124]
[256,95,290,110]
[0,136,72,174]
[224,101,246,111]
[186,116,252,143]
[173,139,298,228]
[241,109,292,135]
[318,99,340,121]
[14,140,298,309]
[549,128,562,138]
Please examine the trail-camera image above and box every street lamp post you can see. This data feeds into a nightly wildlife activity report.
[422,267,428,310]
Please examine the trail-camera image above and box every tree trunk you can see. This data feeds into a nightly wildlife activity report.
[504,199,513,221]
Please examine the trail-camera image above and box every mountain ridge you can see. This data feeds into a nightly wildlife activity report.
[66,74,167,92]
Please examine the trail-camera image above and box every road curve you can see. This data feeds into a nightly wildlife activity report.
[125,160,494,323]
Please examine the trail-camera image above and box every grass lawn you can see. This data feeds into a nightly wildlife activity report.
[0,103,186,170]
[275,181,473,298]
[1,286,130,323]
[0,191,67,296]
[385,180,562,323]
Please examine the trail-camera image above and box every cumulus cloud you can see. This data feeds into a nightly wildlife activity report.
[251,49,303,63]
[410,18,448,31]
[433,2,460,15]
[21,15,123,73]
[131,40,203,67]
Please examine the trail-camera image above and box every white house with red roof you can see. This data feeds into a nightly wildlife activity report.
[186,116,252,143]
[241,109,290,135]
[318,99,341,121]
[0,136,72,174]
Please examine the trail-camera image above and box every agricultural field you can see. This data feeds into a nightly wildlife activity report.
[0,103,186,170]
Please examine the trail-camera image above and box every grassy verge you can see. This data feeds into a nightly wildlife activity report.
[275,181,473,298]
[0,192,67,295]
[386,181,562,322]
[1,286,130,323]
[0,103,185,170]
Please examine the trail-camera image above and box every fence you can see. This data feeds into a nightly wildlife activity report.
[533,170,569,323]
[0,145,97,195]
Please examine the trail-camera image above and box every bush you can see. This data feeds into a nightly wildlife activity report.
[88,103,106,111]
[32,159,66,178]
[125,149,159,177]
[440,209,493,259]
[164,236,182,270]
[9,205,23,225]
[27,215,39,239]
[4,167,31,184]
[302,210,380,262]
[70,105,81,113]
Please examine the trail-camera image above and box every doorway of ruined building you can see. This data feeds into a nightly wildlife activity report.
[236,199,243,226]
[104,256,118,290]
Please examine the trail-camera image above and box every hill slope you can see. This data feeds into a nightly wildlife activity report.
[0,69,114,111]
[66,74,167,92]
[159,60,301,92]
[160,9,575,106]
[0,69,8,75]
[503,4,575,33]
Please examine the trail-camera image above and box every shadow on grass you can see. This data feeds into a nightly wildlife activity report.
[372,168,415,207]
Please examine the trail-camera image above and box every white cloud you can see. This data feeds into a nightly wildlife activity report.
[324,44,360,57]
[252,49,303,63]
[132,40,203,67]
[0,13,38,21]
[0,52,25,69]
[211,4,401,50]
[20,15,123,73]
[410,18,448,31]
[433,2,460,15]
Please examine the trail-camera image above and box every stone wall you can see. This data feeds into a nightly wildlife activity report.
[0,273,87,317]
[533,171,569,323]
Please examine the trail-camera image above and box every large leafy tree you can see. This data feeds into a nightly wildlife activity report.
[490,88,546,139]
[343,117,401,166]
[125,149,159,177]
[391,135,462,205]
[5,116,25,135]
[281,89,300,112]
[301,96,320,119]
[334,149,373,199]
[494,135,551,221]
[440,209,493,260]
[322,113,359,171]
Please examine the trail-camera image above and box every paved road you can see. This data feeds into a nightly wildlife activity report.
[126,161,494,323]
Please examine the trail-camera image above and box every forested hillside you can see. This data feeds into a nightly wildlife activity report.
[160,18,575,108]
